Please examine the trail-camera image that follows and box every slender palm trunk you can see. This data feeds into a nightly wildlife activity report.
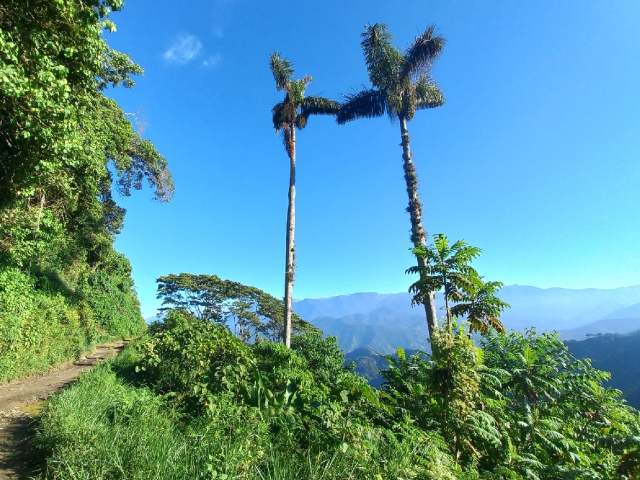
[400,117,439,337]
[283,123,296,348]
[444,290,451,328]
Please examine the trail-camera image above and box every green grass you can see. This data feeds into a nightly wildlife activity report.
[35,344,460,480]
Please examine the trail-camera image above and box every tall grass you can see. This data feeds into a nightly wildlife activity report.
[35,346,460,479]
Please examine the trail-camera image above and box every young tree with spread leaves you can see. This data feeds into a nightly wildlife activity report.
[337,24,445,338]
[451,279,509,334]
[409,234,509,333]
[270,53,339,348]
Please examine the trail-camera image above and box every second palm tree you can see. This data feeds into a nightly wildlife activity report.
[270,53,339,348]
[337,24,445,338]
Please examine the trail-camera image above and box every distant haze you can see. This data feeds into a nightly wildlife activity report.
[294,285,640,353]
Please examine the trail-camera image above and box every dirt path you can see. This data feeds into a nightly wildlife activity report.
[0,340,130,479]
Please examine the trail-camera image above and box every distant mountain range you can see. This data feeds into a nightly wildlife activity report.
[294,286,640,353]
[559,302,640,340]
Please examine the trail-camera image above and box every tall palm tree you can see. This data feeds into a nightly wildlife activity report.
[270,52,339,348]
[336,24,445,338]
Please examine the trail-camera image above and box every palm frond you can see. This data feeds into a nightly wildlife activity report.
[296,96,339,130]
[270,52,294,92]
[361,23,403,89]
[337,88,389,124]
[401,25,445,80]
[301,96,340,116]
[415,78,445,110]
[271,100,286,132]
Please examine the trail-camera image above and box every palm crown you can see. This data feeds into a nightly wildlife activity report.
[337,23,445,124]
[270,53,339,158]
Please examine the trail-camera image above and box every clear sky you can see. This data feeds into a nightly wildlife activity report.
[105,0,640,318]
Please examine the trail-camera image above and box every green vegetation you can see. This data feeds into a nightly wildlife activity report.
[3,4,639,479]
[0,0,173,380]
[36,300,640,479]
[409,234,510,334]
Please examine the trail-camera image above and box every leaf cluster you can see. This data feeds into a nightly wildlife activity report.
[409,234,510,334]
[337,23,445,124]
[270,52,339,159]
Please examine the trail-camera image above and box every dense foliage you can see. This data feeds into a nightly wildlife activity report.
[36,285,640,479]
[409,234,510,334]
[0,0,173,380]
[156,273,314,342]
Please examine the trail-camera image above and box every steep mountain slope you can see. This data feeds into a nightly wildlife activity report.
[566,331,640,409]
[561,316,640,340]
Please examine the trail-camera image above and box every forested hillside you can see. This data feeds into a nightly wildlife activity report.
[0,0,173,381]
[566,331,640,409]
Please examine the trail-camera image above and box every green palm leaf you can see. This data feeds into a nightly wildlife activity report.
[401,25,445,80]
[337,88,388,124]
[270,52,293,92]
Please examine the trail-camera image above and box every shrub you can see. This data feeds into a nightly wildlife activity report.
[0,267,91,381]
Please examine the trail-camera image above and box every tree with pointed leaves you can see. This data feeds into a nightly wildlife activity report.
[270,53,339,348]
[337,24,445,338]
[408,234,509,334]
[408,234,482,328]
[451,279,509,334]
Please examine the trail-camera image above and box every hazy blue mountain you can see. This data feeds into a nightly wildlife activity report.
[560,302,640,340]
[600,302,640,320]
[312,307,430,354]
[497,285,640,331]
[294,292,437,320]
[296,286,640,349]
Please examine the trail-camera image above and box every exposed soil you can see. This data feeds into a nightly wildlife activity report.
[0,340,130,479]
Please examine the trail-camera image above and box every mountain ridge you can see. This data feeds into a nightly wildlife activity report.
[295,285,640,351]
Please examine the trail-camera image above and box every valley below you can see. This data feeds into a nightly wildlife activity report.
[295,285,640,407]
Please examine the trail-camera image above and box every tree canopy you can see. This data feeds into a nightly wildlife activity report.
[156,273,315,342]
[337,23,445,125]
[0,0,173,380]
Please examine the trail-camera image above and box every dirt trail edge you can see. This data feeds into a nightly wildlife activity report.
[0,340,130,480]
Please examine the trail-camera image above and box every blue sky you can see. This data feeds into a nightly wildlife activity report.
[105,0,640,318]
